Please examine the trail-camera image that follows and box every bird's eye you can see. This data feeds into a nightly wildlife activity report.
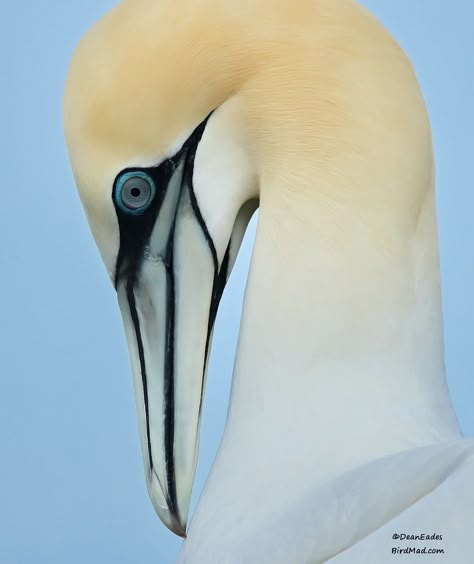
[115,171,156,214]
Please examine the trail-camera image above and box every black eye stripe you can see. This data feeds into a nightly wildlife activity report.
[112,111,229,515]
[112,111,214,288]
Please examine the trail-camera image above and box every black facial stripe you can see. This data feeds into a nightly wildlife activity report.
[114,111,231,514]
[113,160,175,288]
[113,113,213,288]
[163,219,177,513]
[161,116,212,511]
[115,158,183,493]
[183,123,226,418]
[210,241,231,331]
[185,147,219,273]
[126,280,154,471]
[198,240,231,417]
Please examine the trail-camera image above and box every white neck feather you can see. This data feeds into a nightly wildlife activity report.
[184,163,461,552]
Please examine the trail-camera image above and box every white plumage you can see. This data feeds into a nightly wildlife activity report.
[63,1,473,561]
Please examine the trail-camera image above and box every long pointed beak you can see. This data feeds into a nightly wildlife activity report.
[115,152,219,536]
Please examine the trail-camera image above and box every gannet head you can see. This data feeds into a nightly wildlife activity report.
[64,0,432,539]
[64,0,258,537]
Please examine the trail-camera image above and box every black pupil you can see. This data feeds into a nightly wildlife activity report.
[131,187,141,198]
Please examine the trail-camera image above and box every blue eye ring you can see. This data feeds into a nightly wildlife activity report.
[114,171,156,215]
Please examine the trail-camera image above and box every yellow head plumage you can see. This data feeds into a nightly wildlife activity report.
[63,0,434,537]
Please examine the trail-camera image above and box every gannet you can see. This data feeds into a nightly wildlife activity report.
[63,0,474,561]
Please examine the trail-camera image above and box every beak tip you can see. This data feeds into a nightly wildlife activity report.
[153,505,188,538]
[166,516,187,539]
[145,467,189,538]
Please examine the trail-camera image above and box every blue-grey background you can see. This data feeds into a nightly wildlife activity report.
[1,1,472,562]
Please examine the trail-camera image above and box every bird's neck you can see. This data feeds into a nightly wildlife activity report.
[231,185,459,462]
[188,176,461,544]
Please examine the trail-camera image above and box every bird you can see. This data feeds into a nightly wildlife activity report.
[63,0,474,561]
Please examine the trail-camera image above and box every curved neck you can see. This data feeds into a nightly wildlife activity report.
[227,179,459,468]
[184,172,461,551]
[233,181,460,448]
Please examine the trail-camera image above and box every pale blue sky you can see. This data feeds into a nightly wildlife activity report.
[1,1,472,562]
